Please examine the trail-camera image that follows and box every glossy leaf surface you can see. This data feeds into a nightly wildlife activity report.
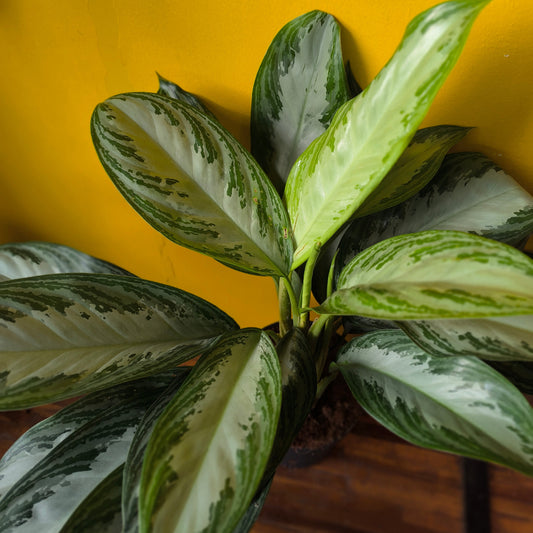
[122,370,191,533]
[318,230,533,319]
[0,242,131,281]
[0,377,169,532]
[285,0,490,268]
[400,315,533,361]
[0,273,237,409]
[0,373,176,500]
[354,125,470,218]
[338,152,533,269]
[139,329,281,533]
[59,466,123,533]
[92,92,293,277]
[336,330,533,475]
[251,10,349,191]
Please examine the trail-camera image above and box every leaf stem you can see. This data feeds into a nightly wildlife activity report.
[280,276,300,329]
[299,242,322,328]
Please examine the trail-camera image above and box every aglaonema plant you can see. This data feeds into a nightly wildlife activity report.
[1,1,533,531]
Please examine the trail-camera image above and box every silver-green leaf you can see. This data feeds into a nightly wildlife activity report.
[0,380,167,532]
[285,0,490,268]
[354,125,471,218]
[251,10,349,192]
[139,329,281,533]
[0,242,132,281]
[338,152,533,268]
[399,315,533,361]
[0,273,237,409]
[122,370,191,533]
[318,230,533,319]
[0,373,176,500]
[157,73,217,121]
[336,329,533,475]
[91,92,293,277]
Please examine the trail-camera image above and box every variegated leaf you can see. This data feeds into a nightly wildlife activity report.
[354,125,471,218]
[122,370,191,533]
[317,230,533,319]
[337,152,533,270]
[59,465,123,533]
[0,373,178,499]
[251,10,349,191]
[336,329,533,475]
[139,329,281,533]
[0,242,131,281]
[157,73,217,121]
[262,328,316,481]
[91,92,293,277]
[0,379,167,532]
[399,315,533,361]
[0,273,237,409]
[285,0,490,268]
[231,478,273,533]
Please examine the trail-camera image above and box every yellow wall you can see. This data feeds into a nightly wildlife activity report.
[0,0,532,327]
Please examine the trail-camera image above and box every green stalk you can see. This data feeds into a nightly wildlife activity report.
[298,243,322,328]
[280,276,300,329]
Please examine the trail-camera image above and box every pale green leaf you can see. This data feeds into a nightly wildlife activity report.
[139,329,281,533]
[251,10,349,191]
[338,152,533,269]
[91,92,293,277]
[0,373,178,500]
[122,370,191,533]
[0,273,237,409]
[399,315,533,361]
[231,479,273,533]
[285,0,490,268]
[0,242,132,281]
[354,125,470,218]
[336,329,533,475]
[317,230,533,319]
[0,378,167,532]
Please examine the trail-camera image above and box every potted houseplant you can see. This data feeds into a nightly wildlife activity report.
[1,0,533,531]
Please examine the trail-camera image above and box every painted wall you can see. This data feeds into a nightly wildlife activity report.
[0,0,531,327]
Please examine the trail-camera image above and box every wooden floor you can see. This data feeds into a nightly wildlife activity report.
[2,405,533,532]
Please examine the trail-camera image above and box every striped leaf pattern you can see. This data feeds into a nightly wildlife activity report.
[0,373,178,500]
[251,10,349,192]
[0,242,131,281]
[157,73,217,121]
[354,125,471,218]
[336,330,533,475]
[0,374,174,532]
[122,370,191,533]
[59,466,124,533]
[317,230,533,319]
[139,329,281,533]
[337,152,533,269]
[0,273,237,409]
[399,315,533,361]
[285,0,490,268]
[91,92,293,277]
[262,328,316,481]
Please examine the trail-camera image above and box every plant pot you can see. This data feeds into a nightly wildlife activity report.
[281,374,361,468]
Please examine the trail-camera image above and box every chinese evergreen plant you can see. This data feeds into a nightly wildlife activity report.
[1,1,533,531]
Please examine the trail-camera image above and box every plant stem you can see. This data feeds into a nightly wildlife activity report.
[278,278,292,337]
[298,243,321,329]
[280,276,300,329]
[307,313,330,353]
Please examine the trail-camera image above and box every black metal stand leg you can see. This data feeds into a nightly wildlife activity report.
[462,458,491,533]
